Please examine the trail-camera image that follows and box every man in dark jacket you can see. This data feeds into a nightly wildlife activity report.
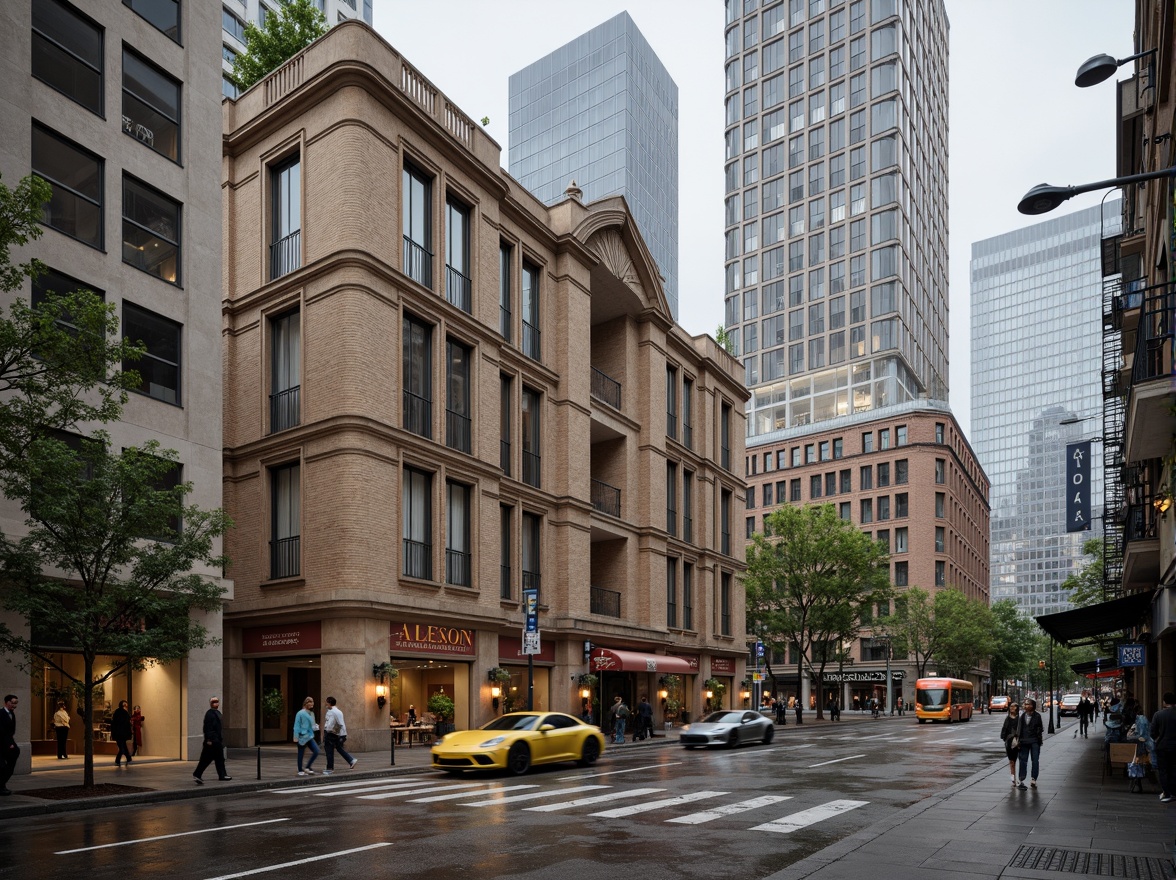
[1150,692,1176,802]
[1078,694,1095,738]
[1016,698,1045,789]
[193,696,231,784]
[0,694,18,795]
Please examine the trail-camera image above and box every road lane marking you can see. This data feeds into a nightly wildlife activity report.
[589,790,727,818]
[311,781,443,797]
[460,784,610,806]
[667,795,792,825]
[268,778,409,794]
[357,782,489,800]
[408,784,537,803]
[750,799,868,834]
[560,761,682,780]
[203,843,392,879]
[524,788,666,812]
[855,733,898,740]
[56,819,290,854]
[808,754,865,767]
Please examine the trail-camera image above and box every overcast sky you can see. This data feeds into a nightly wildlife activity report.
[374,0,1134,437]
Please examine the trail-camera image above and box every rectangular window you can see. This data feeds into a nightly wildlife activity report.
[895,459,908,484]
[683,469,694,543]
[860,498,872,523]
[877,461,890,487]
[839,502,851,520]
[720,573,732,636]
[877,495,890,520]
[522,261,541,361]
[402,162,433,288]
[270,154,301,279]
[270,309,300,432]
[122,47,180,161]
[222,8,246,41]
[446,481,471,586]
[935,560,945,587]
[522,512,541,595]
[123,301,180,404]
[500,374,512,476]
[270,463,300,579]
[935,458,946,484]
[683,564,694,630]
[667,462,678,536]
[721,402,732,471]
[33,124,103,248]
[763,482,773,506]
[824,471,836,496]
[790,478,801,501]
[499,243,512,340]
[683,378,694,449]
[122,176,180,284]
[34,0,103,114]
[721,489,732,556]
[894,560,908,586]
[876,528,889,552]
[402,466,432,580]
[935,422,945,444]
[879,427,890,449]
[500,505,513,600]
[402,314,432,438]
[444,196,472,312]
[839,469,851,492]
[446,338,472,454]
[935,526,945,553]
[810,474,822,498]
[935,492,945,517]
[666,365,678,439]
[125,0,179,41]
[522,386,541,488]
[859,464,872,489]
[895,492,908,517]
[667,558,678,628]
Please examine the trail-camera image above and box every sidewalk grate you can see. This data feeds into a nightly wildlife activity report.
[1010,846,1175,879]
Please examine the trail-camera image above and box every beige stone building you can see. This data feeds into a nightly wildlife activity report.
[744,404,990,709]
[221,22,749,749]
[0,0,228,768]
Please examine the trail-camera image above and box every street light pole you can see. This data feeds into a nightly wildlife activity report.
[1047,639,1056,734]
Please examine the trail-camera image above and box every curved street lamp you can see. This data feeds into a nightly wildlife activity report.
[1074,48,1156,88]
[1018,167,1176,215]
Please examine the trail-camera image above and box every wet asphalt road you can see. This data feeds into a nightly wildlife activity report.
[2,713,1010,880]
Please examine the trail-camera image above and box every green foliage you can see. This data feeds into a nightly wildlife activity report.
[715,325,735,354]
[885,586,994,679]
[746,504,891,716]
[230,0,328,90]
[1061,538,1106,608]
[704,677,727,711]
[0,174,142,468]
[988,599,1037,691]
[660,673,683,718]
[261,688,285,719]
[427,692,455,722]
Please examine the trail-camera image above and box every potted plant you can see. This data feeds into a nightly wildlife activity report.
[261,688,284,726]
[427,692,456,735]
[704,677,727,712]
[661,674,682,727]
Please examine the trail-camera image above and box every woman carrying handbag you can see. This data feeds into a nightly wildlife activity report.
[1000,702,1021,786]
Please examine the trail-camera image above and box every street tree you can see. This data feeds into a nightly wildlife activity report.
[933,588,995,679]
[0,433,229,788]
[1061,538,1106,608]
[745,503,891,720]
[0,174,141,468]
[230,0,328,90]
[886,586,939,679]
[989,599,1037,695]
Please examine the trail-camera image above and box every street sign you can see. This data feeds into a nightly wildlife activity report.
[522,631,541,655]
[1118,644,1146,667]
[756,641,764,657]
[523,588,538,633]
[750,672,765,682]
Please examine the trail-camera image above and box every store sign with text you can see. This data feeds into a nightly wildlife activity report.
[243,621,322,654]
[710,657,736,675]
[390,621,476,656]
[823,670,904,683]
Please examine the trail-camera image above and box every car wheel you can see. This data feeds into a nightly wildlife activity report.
[762,724,775,745]
[577,738,601,766]
[917,718,925,724]
[507,742,531,775]
[684,744,696,750]
[727,730,739,749]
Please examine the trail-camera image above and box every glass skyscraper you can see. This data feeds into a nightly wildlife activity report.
[509,12,680,318]
[970,201,1120,616]
[726,0,949,442]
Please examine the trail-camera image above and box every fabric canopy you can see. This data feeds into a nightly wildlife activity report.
[1071,658,1122,679]
[589,648,695,674]
[1035,590,1155,646]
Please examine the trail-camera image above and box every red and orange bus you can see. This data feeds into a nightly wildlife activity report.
[914,677,974,723]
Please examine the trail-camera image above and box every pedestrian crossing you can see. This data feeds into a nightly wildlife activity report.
[269,776,869,833]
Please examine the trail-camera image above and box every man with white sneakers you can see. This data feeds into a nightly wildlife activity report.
[321,696,358,775]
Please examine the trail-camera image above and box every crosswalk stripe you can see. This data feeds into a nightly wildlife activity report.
[460,784,610,806]
[312,781,439,797]
[667,795,792,825]
[750,799,868,833]
[408,784,537,803]
[358,782,489,800]
[808,754,864,767]
[268,778,408,794]
[589,790,727,819]
[524,788,666,813]
[855,733,897,740]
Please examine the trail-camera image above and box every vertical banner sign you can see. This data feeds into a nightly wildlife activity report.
[523,588,538,633]
[1066,441,1092,532]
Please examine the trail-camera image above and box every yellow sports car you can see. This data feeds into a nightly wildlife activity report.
[431,711,606,775]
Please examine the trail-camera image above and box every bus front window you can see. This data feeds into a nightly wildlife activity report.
[917,688,948,710]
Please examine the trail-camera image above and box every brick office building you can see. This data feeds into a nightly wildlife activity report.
[220,22,749,749]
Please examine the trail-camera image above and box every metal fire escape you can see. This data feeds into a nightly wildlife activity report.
[1100,231,1127,601]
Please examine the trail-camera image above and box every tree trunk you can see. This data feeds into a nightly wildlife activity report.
[82,657,95,789]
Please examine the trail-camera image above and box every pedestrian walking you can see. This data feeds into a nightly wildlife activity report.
[634,695,653,741]
[293,696,320,776]
[775,696,787,725]
[1000,702,1021,786]
[0,694,19,795]
[1150,692,1176,803]
[111,700,133,766]
[608,696,629,744]
[794,697,803,724]
[896,696,904,716]
[131,705,145,756]
[52,700,70,759]
[1016,698,1045,789]
[193,696,231,784]
[321,696,357,775]
[1078,693,1094,738]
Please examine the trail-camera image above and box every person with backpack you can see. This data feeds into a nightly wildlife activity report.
[634,695,653,741]
[610,696,629,744]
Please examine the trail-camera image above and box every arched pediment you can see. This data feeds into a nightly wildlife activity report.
[574,203,671,322]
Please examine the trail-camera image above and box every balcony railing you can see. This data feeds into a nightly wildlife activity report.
[403,235,433,289]
[269,535,300,579]
[721,530,731,557]
[683,419,692,449]
[1131,285,1175,387]
[591,586,621,617]
[667,412,678,439]
[500,564,512,600]
[683,602,693,631]
[683,513,693,544]
[446,408,471,453]
[269,385,300,433]
[667,506,677,537]
[403,539,432,580]
[667,601,677,628]
[590,367,622,410]
[499,305,511,341]
[500,439,511,476]
[591,479,621,517]
[522,450,540,488]
[270,230,301,280]
[522,570,540,595]
[446,264,471,313]
[522,320,541,361]
[446,548,471,586]
[403,390,432,438]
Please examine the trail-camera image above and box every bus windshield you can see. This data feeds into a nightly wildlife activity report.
[917,687,949,709]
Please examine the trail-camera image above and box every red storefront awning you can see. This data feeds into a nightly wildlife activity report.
[590,648,695,674]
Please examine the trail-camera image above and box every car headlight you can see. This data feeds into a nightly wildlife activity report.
[479,735,507,748]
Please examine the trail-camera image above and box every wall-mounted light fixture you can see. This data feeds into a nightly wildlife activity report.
[372,662,392,710]
[580,687,591,700]
[490,684,502,711]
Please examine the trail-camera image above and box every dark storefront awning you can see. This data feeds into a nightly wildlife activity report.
[1035,590,1155,647]
[1071,658,1122,680]
[590,648,695,674]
